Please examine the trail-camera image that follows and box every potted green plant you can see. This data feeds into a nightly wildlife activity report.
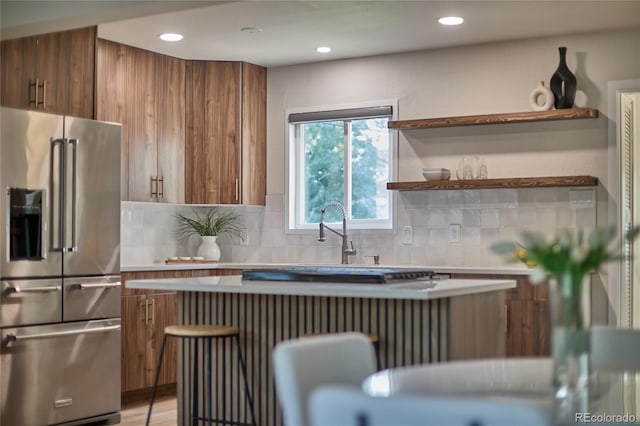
[492,226,640,422]
[175,207,244,261]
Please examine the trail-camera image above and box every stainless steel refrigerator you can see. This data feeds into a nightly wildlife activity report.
[0,107,122,425]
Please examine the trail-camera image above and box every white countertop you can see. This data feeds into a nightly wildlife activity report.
[121,262,532,276]
[125,274,516,300]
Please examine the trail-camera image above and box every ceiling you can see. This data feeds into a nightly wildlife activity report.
[3,1,640,68]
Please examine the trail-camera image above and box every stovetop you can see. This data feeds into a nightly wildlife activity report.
[241,267,436,284]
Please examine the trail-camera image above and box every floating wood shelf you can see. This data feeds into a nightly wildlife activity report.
[387,175,599,191]
[387,108,599,130]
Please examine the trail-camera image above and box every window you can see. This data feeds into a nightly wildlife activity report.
[287,103,396,231]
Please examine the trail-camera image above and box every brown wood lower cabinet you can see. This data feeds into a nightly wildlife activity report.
[451,273,550,357]
[121,269,242,403]
[121,292,177,394]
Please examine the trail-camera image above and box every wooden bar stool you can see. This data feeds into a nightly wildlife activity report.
[146,324,258,426]
[300,332,382,370]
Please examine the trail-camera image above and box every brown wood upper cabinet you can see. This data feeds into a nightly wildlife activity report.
[1,26,96,119]
[185,61,266,205]
[96,39,185,203]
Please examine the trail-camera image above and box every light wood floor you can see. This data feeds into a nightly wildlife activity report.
[119,396,177,426]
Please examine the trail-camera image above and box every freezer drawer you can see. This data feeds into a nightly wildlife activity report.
[63,276,121,322]
[1,319,121,425]
[1,279,62,327]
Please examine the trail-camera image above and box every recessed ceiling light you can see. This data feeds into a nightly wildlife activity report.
[159,33,183,42]
[316,46,331,53]
[438,16,464,26]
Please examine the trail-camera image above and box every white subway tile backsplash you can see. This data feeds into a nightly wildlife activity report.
[394,245,411,264]
[462,209,482,227]
[462,190,481,206]
[481,228,499,246]
[479,189,499,205]
[498,208,517,227]
[426,191,447,207]
[428,228,448,245]
[576,208,597,227]
[516,207,537,228]
[447,209,463,225]
[121,185,596,268]
[517,189,537,205]
[536,208,558,230]
[463,247,487,267]
[412,226,429,246]
[426,246,448,265]
[411,248,430,265]
[462,227,481,246]
[534,188,559,204]
[131,209,144,227]
[481,209,500,228]
[496,189,518,206]
[130,229,144,246]
[556,207,575,228]
[426,209,447,227]
[446,246,464,266]
[445,190,464,207]
[498,226,520,242]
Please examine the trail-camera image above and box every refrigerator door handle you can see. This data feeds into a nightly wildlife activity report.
[50,138,66,252]
[67,138,79,253]
[5,324,121,343]
[5,284,62,293]
[75,282,121,290]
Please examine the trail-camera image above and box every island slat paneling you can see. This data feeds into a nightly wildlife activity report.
[177,292,447,426]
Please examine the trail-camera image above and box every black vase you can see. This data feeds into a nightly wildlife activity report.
[550,46,577,109]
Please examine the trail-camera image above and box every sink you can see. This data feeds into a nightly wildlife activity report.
[241,266,436,284]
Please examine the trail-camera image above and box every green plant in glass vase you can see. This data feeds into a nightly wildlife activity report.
[492,226,640,423]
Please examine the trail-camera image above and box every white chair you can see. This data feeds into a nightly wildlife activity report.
[272,332,377,426]
[590,325,640,372]
[309,385,551,426]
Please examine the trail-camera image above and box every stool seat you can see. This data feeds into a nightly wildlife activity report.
[165,324,240,338]
[146,323,257,426]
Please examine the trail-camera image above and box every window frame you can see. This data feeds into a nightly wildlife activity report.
[285,100,398,234]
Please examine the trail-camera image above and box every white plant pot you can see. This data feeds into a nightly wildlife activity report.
[197,236,221,261]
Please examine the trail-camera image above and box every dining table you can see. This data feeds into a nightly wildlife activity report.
[361,357,639,425]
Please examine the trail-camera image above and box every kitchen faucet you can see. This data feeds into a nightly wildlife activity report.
[318,201,357,264]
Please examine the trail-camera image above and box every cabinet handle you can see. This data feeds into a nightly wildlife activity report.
[145,299,149,325]
[140,299,147,323]
[235,178,239,202]
[504,304,509,333]
[40,80,46,109]
[29,80,46,108]
[29,80,38,106]
[150,176,158,197]
[158,176,164,199]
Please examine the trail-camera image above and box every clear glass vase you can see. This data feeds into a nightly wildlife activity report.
[550,273,590,423]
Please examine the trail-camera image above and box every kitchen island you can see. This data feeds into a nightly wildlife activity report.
[127,273,515,426]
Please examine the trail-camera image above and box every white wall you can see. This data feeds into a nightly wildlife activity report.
[267,28,640,195]
[122,28,639,276]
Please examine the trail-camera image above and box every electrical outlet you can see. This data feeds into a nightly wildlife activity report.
[449,224,461,243]
[239,228,249,246]
[401,225,413,245]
